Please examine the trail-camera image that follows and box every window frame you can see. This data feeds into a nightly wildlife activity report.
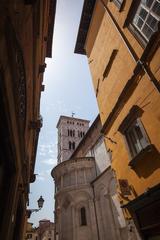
[124,118,150,158]
[132,0,160,42]
[124,0,160,47]
[118,105,150,161]
[111,0,124,11]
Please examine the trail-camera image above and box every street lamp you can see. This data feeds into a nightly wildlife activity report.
[37,196,44,209]
[27,196,44,218]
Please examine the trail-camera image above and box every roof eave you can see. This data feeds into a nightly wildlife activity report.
[46,0,57,58]
[74,0,96,55]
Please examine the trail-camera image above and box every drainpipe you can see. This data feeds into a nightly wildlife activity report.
[91,183,100,240]
[99,0,160,93]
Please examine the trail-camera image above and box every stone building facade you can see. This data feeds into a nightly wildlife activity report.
[57,116,89,163]
[0,1,56,239]
[75,0,160,238]
[25,222,38,240]
[37,220,55,240]
[52,115,140,240]
[25,220,55,240]
[53,157,98,240]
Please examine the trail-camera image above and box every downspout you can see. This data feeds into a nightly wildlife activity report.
[99,0,160,93]
[91,183,100,240]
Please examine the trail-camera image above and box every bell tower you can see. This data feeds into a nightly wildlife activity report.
[56,116,89,163]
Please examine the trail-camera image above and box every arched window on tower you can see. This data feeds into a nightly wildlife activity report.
[80,207,87,226]
[72,142,75,150]
[73,130,75,137]
[68,129,69,136]
[70,130,72,137]
[69,141,71,150]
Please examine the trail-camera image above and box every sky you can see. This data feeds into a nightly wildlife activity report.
[29,0,99,226]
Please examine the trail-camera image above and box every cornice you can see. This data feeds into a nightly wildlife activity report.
[51,157,95,179]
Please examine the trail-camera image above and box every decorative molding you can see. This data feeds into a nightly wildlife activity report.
[29,117,43,130]
[39,63,47,74]
[74,0,96,54]
[30,174,36,183]
[41,84,45,91]
[5,18,27,126]
[118,179,131,196]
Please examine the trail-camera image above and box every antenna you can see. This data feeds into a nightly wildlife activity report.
[72,112,75,118]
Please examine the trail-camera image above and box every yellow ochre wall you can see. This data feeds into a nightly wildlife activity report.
[85,0,160,200]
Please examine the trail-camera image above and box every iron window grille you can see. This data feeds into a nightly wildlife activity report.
[133,0,160,41]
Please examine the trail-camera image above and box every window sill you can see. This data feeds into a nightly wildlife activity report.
[128,144,154,169]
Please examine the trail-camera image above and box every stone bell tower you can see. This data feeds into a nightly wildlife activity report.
[56,115,89,164]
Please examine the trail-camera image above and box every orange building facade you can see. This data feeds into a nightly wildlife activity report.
[75,0,160,239]
[0,1,56,240]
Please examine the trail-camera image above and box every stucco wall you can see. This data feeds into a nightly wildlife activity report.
[84,0,160,198]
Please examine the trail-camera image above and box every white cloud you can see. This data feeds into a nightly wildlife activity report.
[38,143,57,158]
[39,151,46,156]
[36,175,45,181]
[41,158,57,166]
[36,169,54,181]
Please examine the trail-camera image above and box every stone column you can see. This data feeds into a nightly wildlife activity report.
[75,170,78,186]
[88,199,99,240]
[95,197,105,240]
[61,175,63,189]
[84,168,87,183]
[106,193,122,240]
[71,204,76,240]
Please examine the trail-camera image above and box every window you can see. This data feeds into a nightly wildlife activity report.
[133,0,160,41]
[27,234,32,239]
[80,207,87,226]
[68,129,75,137]
[69,141,75,150]
[73,130,75,137]
[124,119,149,158]
[70,130,72,136]
[72,142,75,150]
[119,106,150,159]
[112,0,124,10]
